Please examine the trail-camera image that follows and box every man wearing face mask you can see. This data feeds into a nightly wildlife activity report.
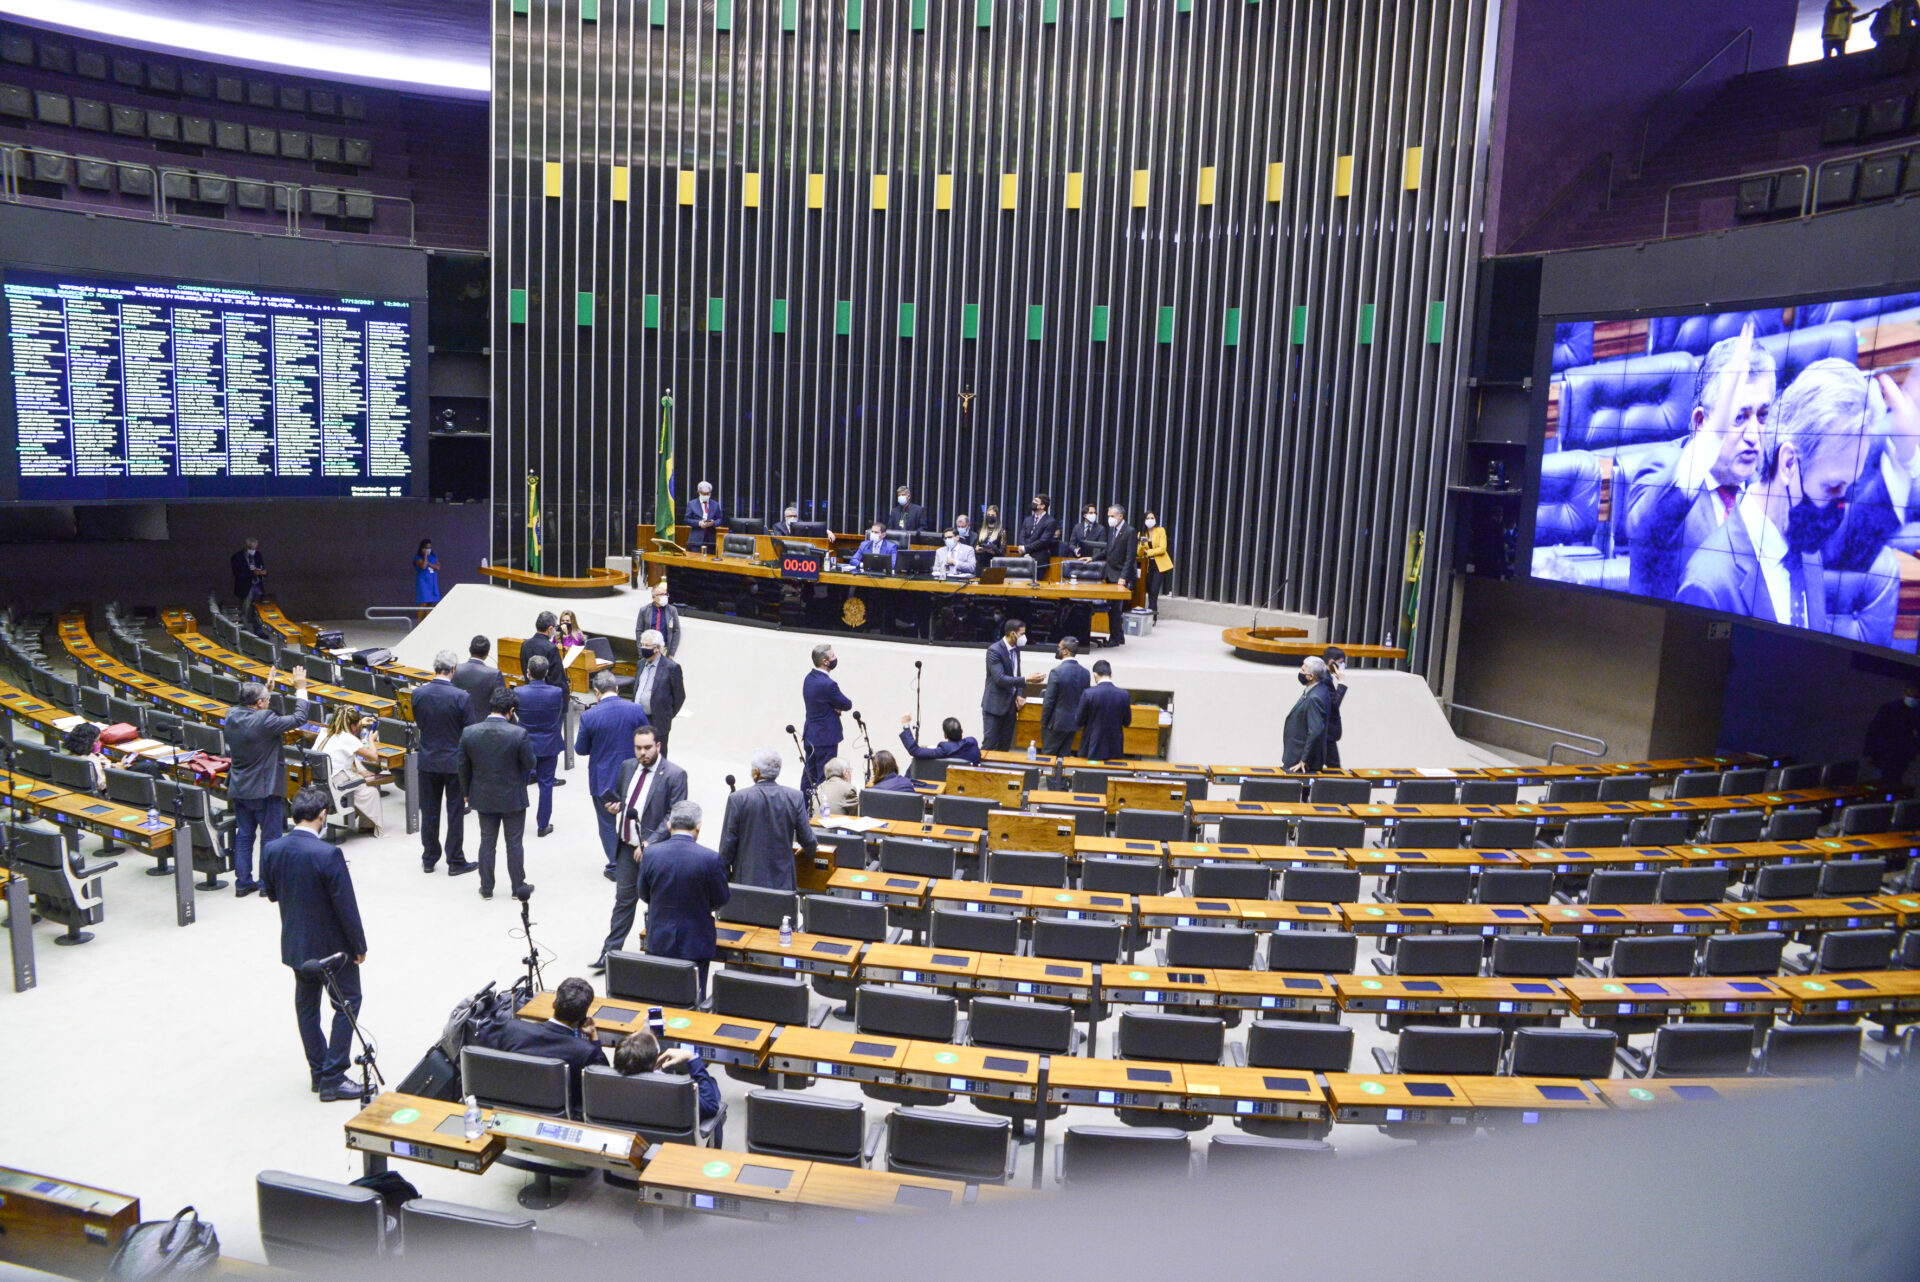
[1627,328,1777,601]
[1099,504,1139,646]
[634,627,686,755]
[953,512,975,546]
[1070,504,1108,560]
[933,527,976,578]
[1865,684,1920,785]
[981,618,1029,753]
[1017,494,1057,571]
[771,505,803,537]
[1677,359,1897,647]
[890,485,929,533]
[637,579,682,657]
[687,481,723,552]
[854,520,898,572]
[802,644,851,789]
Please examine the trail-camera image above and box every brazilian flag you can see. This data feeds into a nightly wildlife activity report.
[526,472,542,573]
[656,389,676,535]
[1400,529,1424,655]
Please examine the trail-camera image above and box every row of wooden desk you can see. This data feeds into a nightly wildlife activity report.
[159,610,396,720]
[252,598,438,689]
[2,767,174,853]
[979,750,1773,784]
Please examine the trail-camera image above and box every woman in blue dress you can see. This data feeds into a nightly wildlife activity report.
[413,538,441,605]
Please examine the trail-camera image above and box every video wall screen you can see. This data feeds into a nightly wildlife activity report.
[2,267,420,501]
[1528,288,1920,655]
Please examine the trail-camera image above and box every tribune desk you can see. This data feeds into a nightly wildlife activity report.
[0,1166,142,1276]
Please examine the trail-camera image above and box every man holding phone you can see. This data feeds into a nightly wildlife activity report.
[614,1030,723,1143]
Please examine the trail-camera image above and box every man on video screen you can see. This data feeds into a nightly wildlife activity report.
[1676,357,1897,647]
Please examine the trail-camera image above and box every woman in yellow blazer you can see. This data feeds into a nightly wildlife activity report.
[1142,510,1173,618]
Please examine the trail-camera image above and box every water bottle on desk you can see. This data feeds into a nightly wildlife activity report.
[462,1095,483,1140]
[146,805,158,830]
[1026,740,1038,762]
[779,915,793,948]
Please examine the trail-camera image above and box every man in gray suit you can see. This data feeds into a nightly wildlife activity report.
[457,686,537,901]
[594,724,690,968]
[717,748,817,892]
[224,667,310,897]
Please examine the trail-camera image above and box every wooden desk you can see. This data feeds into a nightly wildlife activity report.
[637,1145,812,1221]
[929,879,1034,916]
[1100,964,1219,1008]
[896,1042,1042,1102]
[1562,976,1790,1019]
[1882,892,1920,928]
[1046,1057,1187,1109]
[764,1027,911,1084]
[1719,897,1899,935]
[1513,846,1684,874]
[1107,777,1186,814]
[825,868,929,908]
[731,926,867,978]
[1538,903,1718,939]
[1179,1065,1329,1123]
[1591,1077,1817,1110]
[490,1110,644,1176]
[1077,835,1169,862]
[497,636,610,695]
[2,769,175,851]
[0,1166,141,1277]
[945,766,1027,806]
[1351,803,1505,823]
[1346,846,1528,872]
[820,817,983,852]
[1222,628,1406,663]
[515,993,774,1066]
[1457,1076,1609,1122]
[1773,971,1920,1020]
[1208,970,1340,1014]
[1134,894,1248,929]
[1229,900,1348,931]
[791,1161,979,1215]
[1167,842,1349,869]
[167,623,394,718]
[985,810,1074,855]
[1323,1074,1476,1126]
[480,564,629,595]
[1335,976,1569,1018]
[972,954,1096,1001]
[59,611,230,726]
[1023,790,1109,813]
[1191,800,1350,822]
[857,942,981,992]
[1029,887,1137,924]
[1340,902,1543,938]
[345,1092,501,1174]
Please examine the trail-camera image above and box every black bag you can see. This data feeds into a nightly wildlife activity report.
[396,1045,460,1101]
[432,976,533,1095]
[350,1170,420,1215]
[352,647,394,668]
[103,1207,220,1281]
[315,629,347,650]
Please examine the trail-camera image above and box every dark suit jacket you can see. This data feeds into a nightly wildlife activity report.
[1866,697,1920,781]
[803,668,851,749]
[512,681,568,758]
[521,632,569,692]
[451,659,506,725]
[982,639,1025,716]
[1624,439,1730,600]
[1676,508,1831,631]
[223,698,310,800]
[686,497,724,550]
[575,695,651,797]
[1077,681,1131,761]
[636,832,732,962]
[260,826,366,968]
[605,755,688,850]
[1828,438,1916,572]
[1102,523,1138,585]
[718,780,818,891]
[231,548,265,598]
[1320,680,1346,746]
[634,601,683,656]
[457,715,536,813]
[491,1018,607,1119]
[868,773,918,792]
[1042,658,1090,733]
[412,678,470,775]
[1017,513,1058,563]
[1069,520,1107,559]
[899,727,981,765]
[854,538,898,570]
[1282,685,1329,771]
[890,502,929,532]
[636,655,686,735]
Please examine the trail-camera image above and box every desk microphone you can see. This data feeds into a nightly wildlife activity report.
[512,884,534,903]
[725,774,736,794]
[785,724,797,735]
[298,951,349,980]
[851,710,864,726]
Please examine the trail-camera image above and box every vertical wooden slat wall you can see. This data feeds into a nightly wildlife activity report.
[493,0,1495,675]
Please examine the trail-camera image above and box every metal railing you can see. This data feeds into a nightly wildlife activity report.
[1443,702,1607,767]
[1636,26,1755,178]
[1,141,160,218]
[362,606,430,629]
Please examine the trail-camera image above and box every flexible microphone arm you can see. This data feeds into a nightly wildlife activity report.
[852,710,876,776]
[785,724,820,815]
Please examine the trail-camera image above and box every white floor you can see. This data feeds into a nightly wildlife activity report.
[0,605,1515,1259]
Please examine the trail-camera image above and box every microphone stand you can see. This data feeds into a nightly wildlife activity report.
[912,661,923,738]
[517,891,546,994]
[786,725,819,816]
[318,959,383,1106]
[852,712,876,783]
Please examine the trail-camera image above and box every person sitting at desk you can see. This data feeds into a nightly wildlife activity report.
[900,714,982,767]
[771,504,803,537]
[976,505,1008,559]
[854,521,898,571]
[932,528,976,578]
[490,975,606,1118]
[815,758,859,816]
[317,706,386,838]
[867,749,917,792]
[59,720,111,791]
[555,610,587,650]
[615,1030,722,1142]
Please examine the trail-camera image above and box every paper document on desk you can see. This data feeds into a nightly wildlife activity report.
[51,715,85,731]
[820,816,887,833]
[1414,768,1454,777]
[118,739,165,753]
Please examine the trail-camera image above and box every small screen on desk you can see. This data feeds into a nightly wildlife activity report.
[813,941,854,956]
[1493,909,1528,918]
[1043,964,1082,978]
[80,803,112,815]
[989,887,1022,898]
[1167,972,1206,985]
[894,1184,953,1209]
[1590,908,1625,918]
[534,1122,583,1143]
[1263,1076,1310,1093]
[1671,1085,1721,1101]
[1835,978,1875,990]
[884,878,917,888]
[1091,895,1126,907]
[1195,901,1230,911]
[1399,908,1434,918]
[1402,981,1444,993]
[982,1055,1028,1073]
[1125,1068,1174,1084]
[1626,983,1667,994]
[598,1004,642,1021]
[1729,982,1768,993]
[713,1023,761,1040]
[931,954,971,967]
[1282,978,1321,990]
[1405,1082,1454,1098]
[1535,1084,1587,1101]
[850,1041,896,1058]
[735,1165,794,1190]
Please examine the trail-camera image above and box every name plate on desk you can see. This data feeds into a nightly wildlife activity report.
[490,1114,638,1169]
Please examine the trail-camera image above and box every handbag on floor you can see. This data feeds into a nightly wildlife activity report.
[102,1206,220,1280]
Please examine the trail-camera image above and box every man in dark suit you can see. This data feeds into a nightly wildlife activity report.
[1040,637,1090,756]
[576,670,651,876]
[802,644,851,789]
[687,481,723,552]
[771,504,803,537]
[899,715,982,766]
[223,667,310,896]
[635,627,686,754]
[412,650,477,877]
[490,976,606,1119]
[458,687,537,900]
[596,724,690,967]
[1315,646,1349,770]
[260,786,367,1102]
[980,618,1028,753]
[1069,504,1107,559]
[231,537,267,634]
[1018,494,1059,572]
[513,654,568,838]
[1100,504,1140,646]
[614,1031,723,1139]
[635,579,683,657]
[1076,660,1131,761]
[853,521,898,571]
[451,635,506,725]
[1283,657,1331,773]
[719,748,818,892]
[890,485,929,533]
[631,799,730,1002]
[1825,369,1920,573]
[521,611,570,693]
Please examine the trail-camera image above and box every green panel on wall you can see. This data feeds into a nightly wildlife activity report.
[1291,305,1308,344]
[576,291,594,327]
[707,297,725,332]
[1090,305,1109,342]
[1427,300,1446,344]
[899,302,915,338]
[847,0,862,30]
[511,0,528,13]
[1041,0,1057,20]
[976,0,991,28]
[911,0,927,29]
[643,293,660,329]
[1358,302,1376,345]
[508,288,527,324]
[1223,307,1241,347]
[961,303,979,339]
[1027,305,1044,340]
[1157,306,1174,344]
[581,0,599,20]
[781,0,798,31]
[716,0,732,29]
[835,300,853,336]
[649,0,665,25]
[771,298,788,334]
[1109,0,1125,17]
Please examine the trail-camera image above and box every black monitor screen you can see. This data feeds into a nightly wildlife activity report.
[1527,288,1920,656]
[896,548,935,576]
[729,517,768,536]
[788,521,828,538]
[4,267,419,501]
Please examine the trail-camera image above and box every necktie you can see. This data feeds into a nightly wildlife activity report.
[622,766,651,845]
[1785,554,1809,628]
[1715,485,1738,518]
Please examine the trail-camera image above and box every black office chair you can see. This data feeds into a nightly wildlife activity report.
[1489,934,1580,978]
[604,952,701,1009]
[708,970,818,1086]
[1030,917,1123,963]
[1205,1134,1335,1172]
[11,820,115,945]
[1597,775,1653,802]
[717,884,800,929]
[987,849,1068,888]
[1459,780,1521,805]
[1759,1025,1861,1077]
[879,836,958,879]
[1749,863,1820,900]
[1597,934,1698,979]
[859,787,926,823]
[932,793,995,831]
[1822,761,1860,786]
[1762,809,1823,841]
[1507,1027,1616,1078]
[1585,870,1660,905]
[883,1107,1014,1185]
[78,685,111,720]
[1818,858,1887,897]
[1625,815,1689,846]
[1296,818,1367,848]
[928,907,1021,955]
[1640,1022,1755,1078]
[1056,1125,1192,1185]
[13,741,54,780]
[1392,867,1473,903]
[47,752,97,794]
[1265,930,1359,977]
[147,710,184,744]
[1083,855,1171,896]
[1669,773,1720,800]
[1374,935,1485,1031]
[1218,815,1295,845]
[1717,767,1767,797]
[1705,810,1766,843]
[1469,818,1537,849]
[1394,779,1458,805]
[1239,778,1304,803]
[182,721,224,755]
[1477,868,1554,904]
[1247,1019,1352,1073]
[1772,763,1823,791]
[458,1047,594,1207]
[745,1090,868,1165]
[1279,867,1360,903]
[1375,1025,1503,1075]
[1307,777,1369,805]
[1115,808,1187,842]
[856,986,959,1104]
[1657,866,1730,904]
[1698,932,1787,977]
[1036,802,1105,836]
[966,997,1074,1137]
[1390,818,1461,850]
[816,830,869,871]
[1799,929,1897,975]
[1069,767,1117,794]
[1545,779,1600,803]
[1114,1011,1226,1130]
[1161,926,1258,971]
[254,1171,388,1268]
[1560,817,1626,848]
[581,1065,724,1155]
[397,1199,537,1260]
[1191,864,1270,900]
[1839,803,1894,837]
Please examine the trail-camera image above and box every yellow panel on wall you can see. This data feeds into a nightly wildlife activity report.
[1266,161,1284,201]
[610,165,629,202]
[742,172,761,207]
[934,173,953,210]
[1065,172,1083,209]
[543,160,562,196]
[872,174,889,210]
[1197,166,1216,205]
[1131,168,1149,207]
[807,173,825,209]
[1001,173,1018,209]
[678,170,696,206]
[1334,154,1353,197]
[1403,145,1423,191]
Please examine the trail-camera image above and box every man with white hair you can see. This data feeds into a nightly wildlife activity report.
[1626,327,1777,600]
[687,481,722,552]
[634,626,686,755]
[1282,656,1331,773]
[717,748,818,892]
[412,649,478,876]
[814,758,858,817]
[1678,357,1897,646]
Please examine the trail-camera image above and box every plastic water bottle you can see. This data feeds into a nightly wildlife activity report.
[779,915,793,948]
[1026,740,1038,762]
[146,805,158,830]
[462,1095,483,1140]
